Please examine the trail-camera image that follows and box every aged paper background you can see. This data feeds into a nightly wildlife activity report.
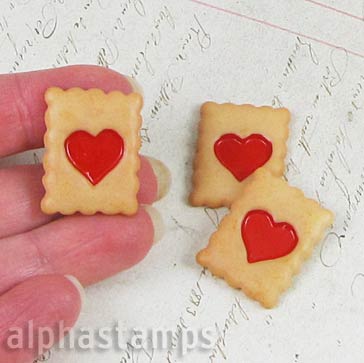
[1,0,364,362]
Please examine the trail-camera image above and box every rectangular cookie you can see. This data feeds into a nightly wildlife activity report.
[190,102,290,208]
[197,168,334,308]
[41,87,142,216]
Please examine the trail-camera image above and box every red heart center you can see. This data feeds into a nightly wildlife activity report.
[65,129,124,185]
[241,210,298,263]
[214,133,273,181]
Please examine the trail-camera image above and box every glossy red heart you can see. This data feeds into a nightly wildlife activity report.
[214,133,272,181]
[65,129,124,185]
[241,210,298,263]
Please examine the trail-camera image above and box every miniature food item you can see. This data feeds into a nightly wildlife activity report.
[197,168,334,308]
[190,102,290,208]
[41,87,142,216]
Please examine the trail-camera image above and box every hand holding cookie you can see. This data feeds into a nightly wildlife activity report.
[0,65,170,362]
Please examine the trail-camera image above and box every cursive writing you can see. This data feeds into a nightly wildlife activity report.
[208,298,249,362]
[131,5,175,78]
[149,14,211,120]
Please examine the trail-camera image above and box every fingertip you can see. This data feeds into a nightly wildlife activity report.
[64,275,85,307]
[137,157,159,204]
[147,157,172,201]
[29,275,83,318]
[144,206,165,244]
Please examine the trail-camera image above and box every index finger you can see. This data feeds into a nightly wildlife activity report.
[0,65,136,157]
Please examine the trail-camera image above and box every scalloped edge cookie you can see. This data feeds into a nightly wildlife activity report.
[190,102,290,208]
[41,87,142,216]
[197,168,334,308]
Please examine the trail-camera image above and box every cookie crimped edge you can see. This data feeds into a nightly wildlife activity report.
[41,87,143,216]
[189,102,291,208]
[197,169,334,308]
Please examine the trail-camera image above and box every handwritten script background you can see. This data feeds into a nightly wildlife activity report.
[1,0,364,362]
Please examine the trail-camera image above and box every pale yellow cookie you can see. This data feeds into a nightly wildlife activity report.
[197,168,334,308]
[190,102,290,208]
[41,87,142,216]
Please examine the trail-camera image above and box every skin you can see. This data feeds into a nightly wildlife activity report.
[0,65,165,362]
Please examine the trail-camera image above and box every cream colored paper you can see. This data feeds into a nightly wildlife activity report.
[1,0,364,362]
